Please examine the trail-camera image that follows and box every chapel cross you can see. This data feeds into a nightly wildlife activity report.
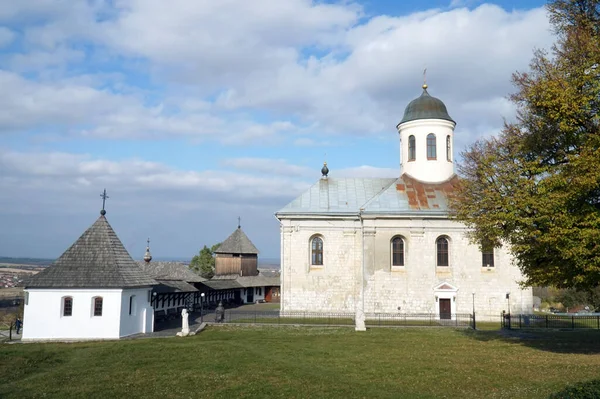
[100,189,109,212]
[423,68,427,87]
[238,216,241,229]
[147,237,150,247]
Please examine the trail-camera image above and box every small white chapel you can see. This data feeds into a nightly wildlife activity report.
[22,202,157,341]
[276,83,533,324]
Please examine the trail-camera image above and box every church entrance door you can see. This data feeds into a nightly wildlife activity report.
[247,289,254,303]
[439,299,451,319]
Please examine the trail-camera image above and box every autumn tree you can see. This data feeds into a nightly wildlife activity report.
[451,0,600,290]
[189,243,221,279]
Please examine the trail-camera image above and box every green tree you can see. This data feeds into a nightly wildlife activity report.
[451,0,600,291]
[189,243,221,279]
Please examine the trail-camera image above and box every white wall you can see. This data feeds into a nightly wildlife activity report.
[279,216,533,321]
[398,119,455,183]
[22,289,123,341]
[242,287,266,303]
[119,288,154,337]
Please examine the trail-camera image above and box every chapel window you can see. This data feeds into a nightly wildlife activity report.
[427,134,437,160]
[436,236,449,266]
[408,135,416,161]
[446,135,451,162]
[93,297,103,317]
[129,295,136,316]
[392,236,405,267]
[482,242,495,267]
[63,296,73,317]
[311,236,324,266]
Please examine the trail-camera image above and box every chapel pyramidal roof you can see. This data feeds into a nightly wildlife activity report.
[214,227,259,255]
[25,212,157,289]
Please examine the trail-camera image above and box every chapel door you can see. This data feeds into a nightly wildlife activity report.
[439,299,451,319]
[247,289,254,303]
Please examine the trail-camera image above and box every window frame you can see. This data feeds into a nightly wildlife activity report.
[436,236,449,267]
[481,243,495,267]
[427,133,437,160]
[408,135,416,161]
[310,235,324,267]
[62,296,73,317]
[129,295,136,316]
[93,296,103,317]
[391,236,405,267]
[446,135,452,162]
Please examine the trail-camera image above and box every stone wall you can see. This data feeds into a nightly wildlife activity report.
[279,216,533,321]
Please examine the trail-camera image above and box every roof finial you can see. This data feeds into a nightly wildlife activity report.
[422,67,428,90]
[100,189,109,216]
[321,161,329,177]
[238,216,241,229]
[144,237,152,263]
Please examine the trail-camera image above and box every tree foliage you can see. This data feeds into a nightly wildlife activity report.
[451,0,600,290]
[189,243,221,279]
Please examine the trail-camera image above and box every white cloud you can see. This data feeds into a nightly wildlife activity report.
[222,157,314,177]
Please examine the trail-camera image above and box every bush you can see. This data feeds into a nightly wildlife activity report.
[549,380,600,399]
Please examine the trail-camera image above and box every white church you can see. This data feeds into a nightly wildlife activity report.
[276,84,533,324]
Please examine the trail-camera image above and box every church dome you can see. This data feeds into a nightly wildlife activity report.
[399,85,455,125]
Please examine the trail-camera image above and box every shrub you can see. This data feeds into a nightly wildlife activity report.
[549,380,600,399]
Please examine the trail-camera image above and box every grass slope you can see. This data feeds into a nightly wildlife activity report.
[1,327,600,398]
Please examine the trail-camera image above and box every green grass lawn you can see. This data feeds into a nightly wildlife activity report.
[1,326,600,398]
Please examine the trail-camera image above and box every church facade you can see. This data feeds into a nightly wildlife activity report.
[276,84,533,324]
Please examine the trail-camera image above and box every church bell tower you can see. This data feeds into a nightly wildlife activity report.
[397,84,456,183]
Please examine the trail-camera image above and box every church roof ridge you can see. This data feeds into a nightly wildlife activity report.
[25,214,158,289]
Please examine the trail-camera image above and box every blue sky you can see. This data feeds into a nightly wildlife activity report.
[0,0,553,261]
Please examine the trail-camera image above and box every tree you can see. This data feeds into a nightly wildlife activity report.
[451,0,600,291]
[189,243,221,279]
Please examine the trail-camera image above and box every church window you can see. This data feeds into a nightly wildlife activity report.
[93,297,103,316]
[446,135,451,162]
[482,243,494,267]
[427,134,437,160]
[63,296,73,317]
[436,236,449,266]
[408,135,416,161]
[311,236,324,266]
[391,236,405,266]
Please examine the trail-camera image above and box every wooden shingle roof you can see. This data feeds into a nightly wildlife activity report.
[25,213,157,289]
[214,227,259,255]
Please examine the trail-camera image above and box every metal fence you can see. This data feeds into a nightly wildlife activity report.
[501,313,600,330]
[220,310,474,328]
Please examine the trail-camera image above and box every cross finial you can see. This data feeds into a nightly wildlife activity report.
[238,216,241,229]
[423,68,428,90]
[147,237,150,247]
[100,189,109,215]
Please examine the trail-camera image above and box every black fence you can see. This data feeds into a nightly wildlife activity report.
[501,313,600,330]
[220,310,474,328]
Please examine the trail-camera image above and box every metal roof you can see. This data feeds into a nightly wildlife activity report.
[398,87,455,125]
[214,228,259,255]
[276,174,458,217]
[276,178,396,215]
[201,275,280,290]
[25,213,157,289]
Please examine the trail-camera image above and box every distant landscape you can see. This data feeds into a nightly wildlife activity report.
[0,256,280,270]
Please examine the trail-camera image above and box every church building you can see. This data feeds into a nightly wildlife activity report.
[22,204,157,341]
[276,84,533,326]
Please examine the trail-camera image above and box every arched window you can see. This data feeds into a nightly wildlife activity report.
[63,296,73,317]
[446,135,451,162]
[408,135,416,161]
[392,236,405,266]
[436,236,449,266]
[482,242,494,267]
[311,236,324,266]
[427,134,437,160]
[93,297,103,316]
